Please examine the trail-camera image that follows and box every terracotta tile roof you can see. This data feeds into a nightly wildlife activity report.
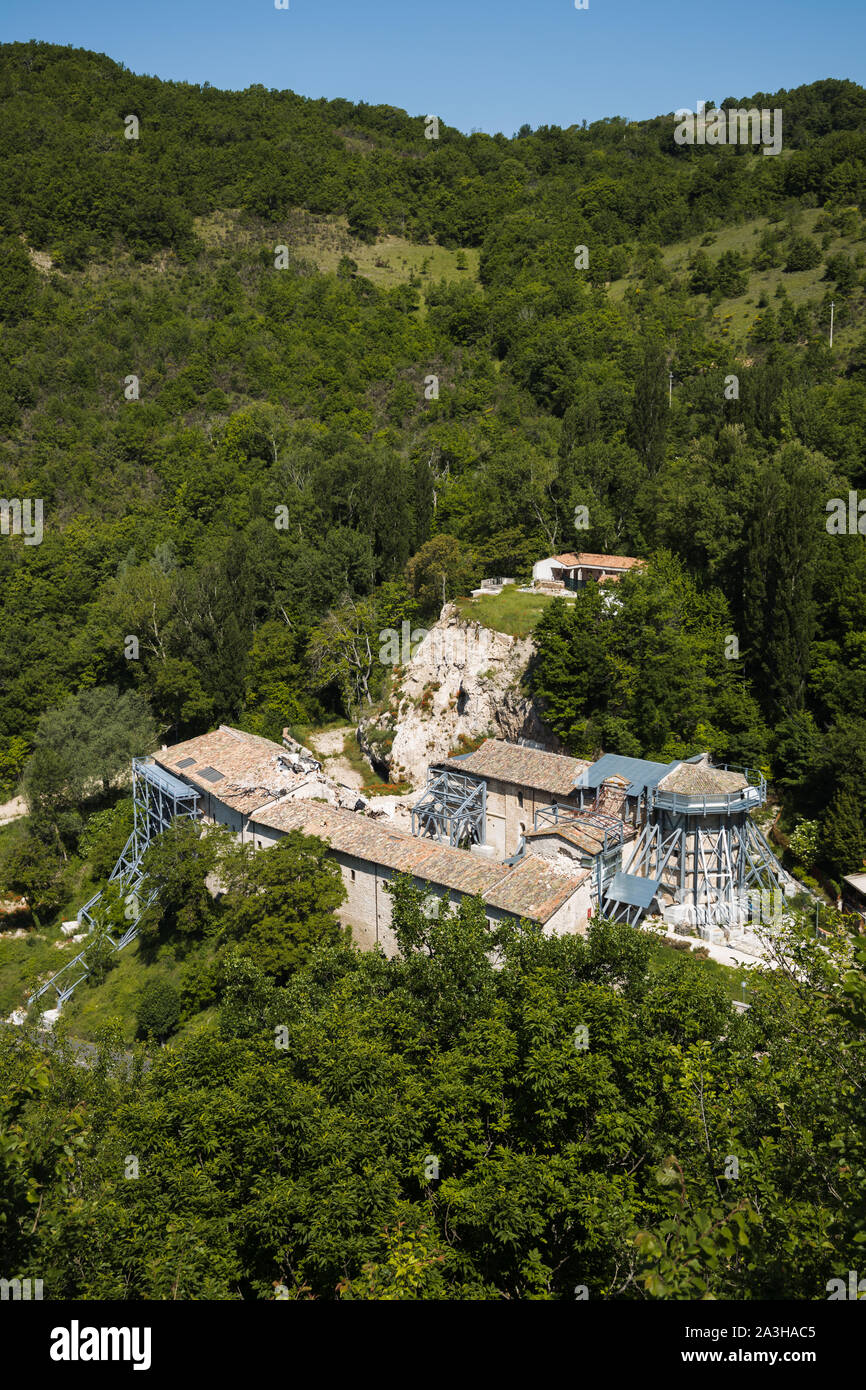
[525,821,609,855]
[657,762,747,795]
[553,552,644,571]
[154,725,314,815]
[252,799,587,924]
[485,854,590,919]
[526,813,636,856]
[434,739,590,798]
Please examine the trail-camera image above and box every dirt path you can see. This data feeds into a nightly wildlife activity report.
[306,727,365,790]
[0,796,26,827]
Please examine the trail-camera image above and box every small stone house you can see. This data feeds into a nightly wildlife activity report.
[428,739,592,857]
[531,552,645,592]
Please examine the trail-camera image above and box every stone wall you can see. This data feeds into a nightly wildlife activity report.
[482,777,578,857]
[248,812,591,955]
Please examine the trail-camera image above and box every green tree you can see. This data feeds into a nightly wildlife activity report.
[0,825,66,926]
[307,594,381,713]
[789,818,821,872]
[404,534,477,615]
[22,688,157,846]
[627,343,668,475]
[821,789,866,877]
[785,235,821,272]
[0,234,38,323]
[79,799,134,880]
[224,830,347,982]
[742,448,821,718]
[136,979,181,1042]
[137,819,223,943]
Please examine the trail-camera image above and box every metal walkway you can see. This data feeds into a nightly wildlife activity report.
[29,759,199,1008]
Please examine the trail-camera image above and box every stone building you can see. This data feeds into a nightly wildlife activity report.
[251,799,591,954]
[152,727,797,947]
[415,739,591,857]
[152,724,349,840]
[412,743,798,934]
[151,726,592,955]
[531,551,645,593]
[41,729,800,1012]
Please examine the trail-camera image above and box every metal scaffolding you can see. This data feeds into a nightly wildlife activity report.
[601,819,683,925]
[601,769,796,927]
[533,802,624,853]
[411,768,486,847]
[30,759,200,1008]
[533,802,625,903]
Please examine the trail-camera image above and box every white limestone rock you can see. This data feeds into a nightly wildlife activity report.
[361,603,552,788]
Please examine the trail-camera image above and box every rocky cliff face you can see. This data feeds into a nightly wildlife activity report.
[359,603,554,787]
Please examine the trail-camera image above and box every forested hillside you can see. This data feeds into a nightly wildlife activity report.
[3,893,866,1300]
[2,40,866,901]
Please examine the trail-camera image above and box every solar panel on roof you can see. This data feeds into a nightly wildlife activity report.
[176,757,196,768]
[197,766,224,783]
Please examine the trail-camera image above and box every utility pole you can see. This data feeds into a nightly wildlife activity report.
[830,301,835,348]
[669,371,673,408]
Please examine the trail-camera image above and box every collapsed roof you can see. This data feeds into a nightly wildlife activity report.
[154,725,324,815]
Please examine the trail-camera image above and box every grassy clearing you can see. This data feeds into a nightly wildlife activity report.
[0,929,71,1018]
[609,207,865,349]
[456,587,572,638]
[650,939,756,1002]
[59,935,219,1045]
[0,820,104,1020]
[194,208,479,307]
[57,938,153,1042]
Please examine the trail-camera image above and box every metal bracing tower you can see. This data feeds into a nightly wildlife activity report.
[602,765,796,928]
[411,768,486,848]
[600,819,684,924]
[30,759,200,1008]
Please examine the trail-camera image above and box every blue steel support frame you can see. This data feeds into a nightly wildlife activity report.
[30,759,200,1007]
[411,768,486,848]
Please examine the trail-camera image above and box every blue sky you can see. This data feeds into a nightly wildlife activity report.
[3,0,865,134]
